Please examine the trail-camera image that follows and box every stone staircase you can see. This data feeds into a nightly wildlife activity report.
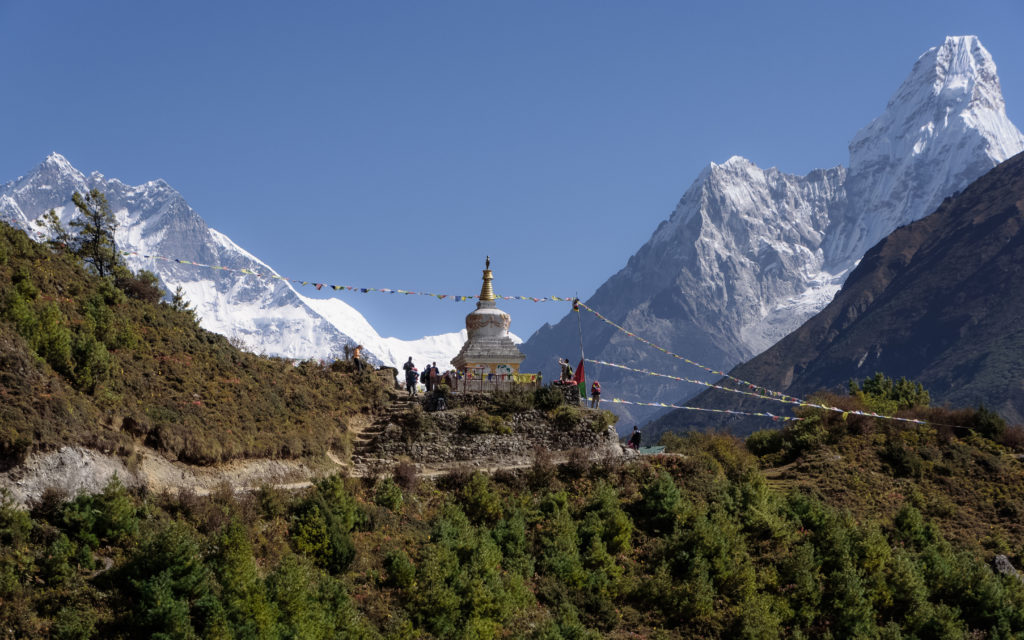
[349,393,420,472]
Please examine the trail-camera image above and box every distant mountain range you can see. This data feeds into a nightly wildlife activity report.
[0,154,467,371]
[648,149,1024,440]
[520,36,1024,428]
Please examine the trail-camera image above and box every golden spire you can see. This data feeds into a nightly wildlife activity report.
[479,256,495,301]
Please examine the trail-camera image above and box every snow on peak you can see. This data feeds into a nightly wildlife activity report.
[43,152,75,170]
[849,36,1021,173]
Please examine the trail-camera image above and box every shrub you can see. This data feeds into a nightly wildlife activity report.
[460,410,509,434]
[589,410,618,434]
[967,405,1006,440]
[638,470,682,535]
[549,404,582,430]
[399,405,435,442]
[490,389,534,415]
[1000,425,1024,451]
[746,429,784,456]
[782,415,828,458]
[534,386,565,411]
[374,477,404,511]
[384,549,416,589]
[459,473,503,524]
[394,460,419,490]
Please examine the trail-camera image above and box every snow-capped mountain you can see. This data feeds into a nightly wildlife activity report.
[0,154,464,371]
[521,36,1024,427]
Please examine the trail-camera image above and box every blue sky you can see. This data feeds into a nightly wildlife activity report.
[2,0,1022,340]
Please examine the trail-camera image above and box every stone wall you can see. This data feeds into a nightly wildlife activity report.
[368,406,621,469]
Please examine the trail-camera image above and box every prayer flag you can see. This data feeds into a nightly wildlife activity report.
[572,360,585,399]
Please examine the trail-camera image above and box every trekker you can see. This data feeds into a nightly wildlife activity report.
[628,426,641,450]
[403,357,416,395]
[352,345,364,372]
[559,357,570,381]
[429,362,439,391]
[590,380,601,408]
[406,365,418,396]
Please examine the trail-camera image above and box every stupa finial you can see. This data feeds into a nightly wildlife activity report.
[479,257,495,301]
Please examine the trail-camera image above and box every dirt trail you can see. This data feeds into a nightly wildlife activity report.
[0,395,630,506]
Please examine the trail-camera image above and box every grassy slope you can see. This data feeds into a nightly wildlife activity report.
[731,393,1024,557]
[0,222,389,466]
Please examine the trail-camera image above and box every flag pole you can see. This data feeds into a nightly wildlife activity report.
[575,294,586,406]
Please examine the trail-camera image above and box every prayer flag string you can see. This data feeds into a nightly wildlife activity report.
[119,251,573,303]
[576,301,798,401]
[597,359,948,428]
[587,358,805,404]
[605,398,797,422]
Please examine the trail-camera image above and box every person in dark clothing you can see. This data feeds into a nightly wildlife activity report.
[406,366,418,396]
[403,357,417,396]
[424,362,435,392]
[628,426,642,449]
[429,362,439,391]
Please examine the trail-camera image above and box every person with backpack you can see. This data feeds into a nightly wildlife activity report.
[628,425,642,450]
[429,362,439,391]
[590,380,601,408]
[403,357,418,396]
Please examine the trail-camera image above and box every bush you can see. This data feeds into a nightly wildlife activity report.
[534,386,565,411]
[460,410,509,434]
[549,404,582,430]
[374,477,404,511]
[782,415,828,458]
[589,410,618,434]
[384,549,416,589]
[967,405,1006,440]
[746,429,784,456]
[638,471,682,535]
[399,405,435,442]
[490,389,534,415]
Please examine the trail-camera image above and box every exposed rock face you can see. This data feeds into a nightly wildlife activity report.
[520,36,1024,428]
[354,394,622,472]
[649,150,1024,439]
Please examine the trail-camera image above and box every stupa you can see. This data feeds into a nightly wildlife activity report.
[451,257,526,379]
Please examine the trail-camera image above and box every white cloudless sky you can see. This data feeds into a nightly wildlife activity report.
[2,0,1022,339]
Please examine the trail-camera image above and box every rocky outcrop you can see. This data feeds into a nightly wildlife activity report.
[351,393,623,474]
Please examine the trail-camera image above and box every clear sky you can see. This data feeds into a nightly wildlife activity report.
[2,0,1022,340]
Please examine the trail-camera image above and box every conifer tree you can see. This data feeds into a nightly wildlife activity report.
[70,189,120,277]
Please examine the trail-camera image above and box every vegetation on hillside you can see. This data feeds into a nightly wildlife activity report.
[0,220,387,467]
[4,205,1024,638]
[742,373,1024,555]
[3,429,1024,638]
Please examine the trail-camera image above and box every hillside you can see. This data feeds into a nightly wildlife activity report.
[649,149,1024,441]
[4,219,1024,636]
[0,220,389,468]
[3,421,1024,638]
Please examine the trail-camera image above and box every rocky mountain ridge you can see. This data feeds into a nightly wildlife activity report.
[0,154,463,370]
[521,36,1024,428]
[649,149,1024,439]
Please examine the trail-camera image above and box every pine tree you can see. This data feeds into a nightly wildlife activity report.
[70,189,120,277]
